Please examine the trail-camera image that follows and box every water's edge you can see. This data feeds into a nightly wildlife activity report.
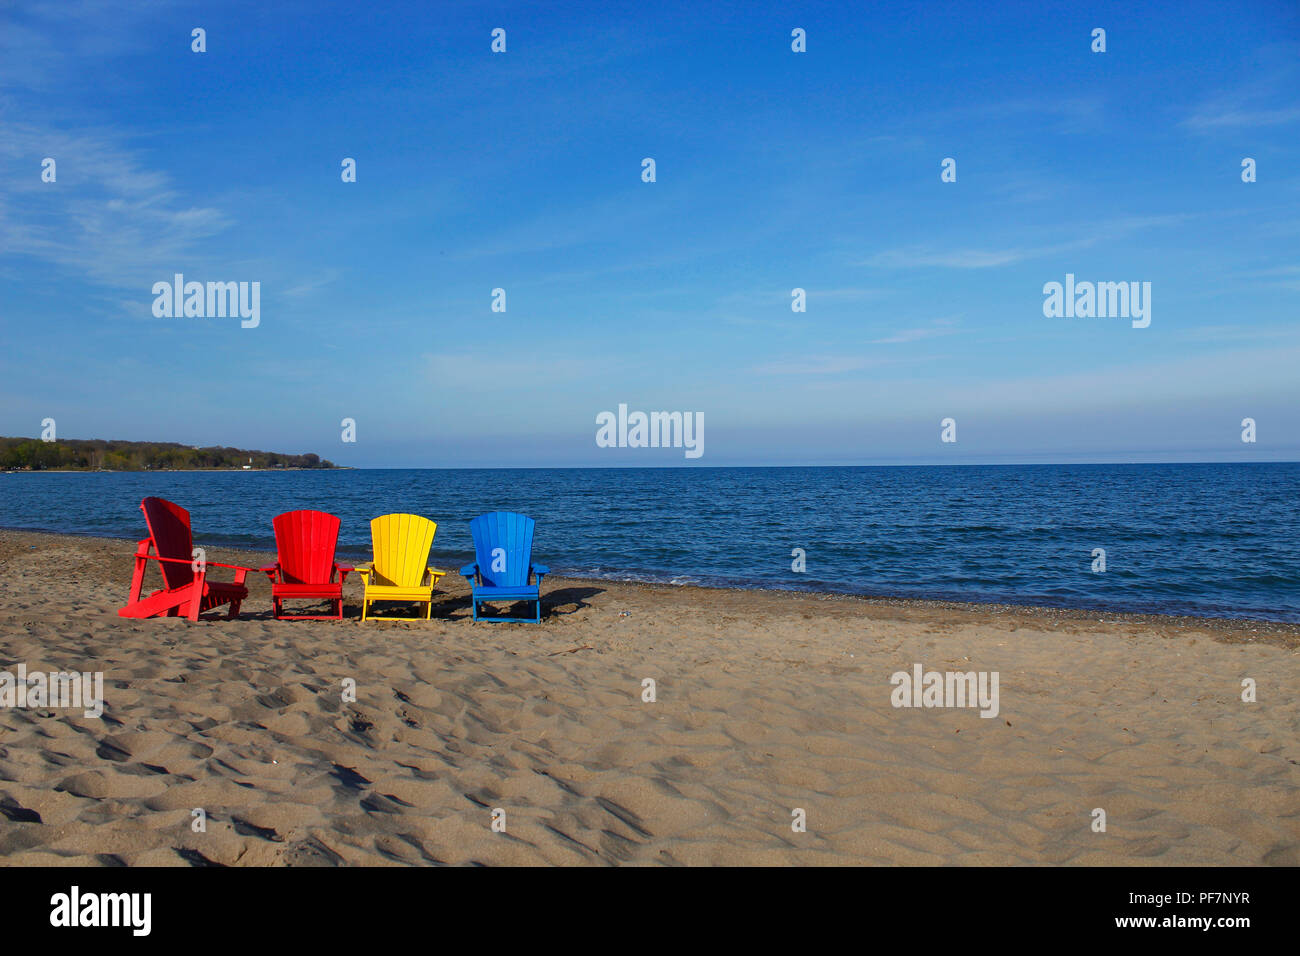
[6,523,1297,631]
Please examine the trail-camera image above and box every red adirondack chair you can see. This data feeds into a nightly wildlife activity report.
[260,510,353,620]
[118,497,250,621]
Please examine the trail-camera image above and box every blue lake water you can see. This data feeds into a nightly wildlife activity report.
[1,464,1297,621]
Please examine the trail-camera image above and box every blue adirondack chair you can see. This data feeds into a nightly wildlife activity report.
[459,512,550,622]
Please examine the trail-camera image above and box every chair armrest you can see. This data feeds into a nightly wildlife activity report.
[459,563,478,579]
[532,564,550,576]
[260,563,280,582]
[131,550,252,575]
[336,564,354,584]
[426,567,447,586]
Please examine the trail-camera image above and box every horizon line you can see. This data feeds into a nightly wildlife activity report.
[10,459,1299,472]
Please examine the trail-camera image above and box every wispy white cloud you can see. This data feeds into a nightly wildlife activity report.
[1182,106,1300,130]
[423,351,603,390]
[716,287,887,308]
[865,247,1039,269]
[863,216,1192,270]
[1181,51,1300,133]
[720,315,804,332]
[807,287,887,303]
[752,355,893,376]
[0,125,231,288]
[1173,322,1300,344]
[0,0,167,92]
[1225,263,1300,292]
[909,95,1108,137]
[283,270,341,299]
[0,4,228,294]
[869,317,960,345]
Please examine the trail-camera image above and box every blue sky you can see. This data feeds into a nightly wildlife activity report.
[1,0,1297,467]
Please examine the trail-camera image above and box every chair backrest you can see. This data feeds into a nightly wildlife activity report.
[469,512,535,588]
[369,513,436,587]
[140,496,195,591]
[273,510,340,584]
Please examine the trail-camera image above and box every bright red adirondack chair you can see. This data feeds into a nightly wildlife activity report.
[118,497,250,621]
[260,510,353,620]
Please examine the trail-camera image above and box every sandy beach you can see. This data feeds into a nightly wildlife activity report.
[0,528,1296,866]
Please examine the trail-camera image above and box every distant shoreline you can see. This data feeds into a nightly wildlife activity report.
[0,436,341,471]
[2,467,351,473]
[8,462,1299,472]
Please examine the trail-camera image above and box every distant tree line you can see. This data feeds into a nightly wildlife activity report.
[0,437,339,471]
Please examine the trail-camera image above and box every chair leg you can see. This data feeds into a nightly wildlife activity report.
[361,596,368,622]
[127,557,146,606]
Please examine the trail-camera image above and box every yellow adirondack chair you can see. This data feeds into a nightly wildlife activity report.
[355,513,446,621]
